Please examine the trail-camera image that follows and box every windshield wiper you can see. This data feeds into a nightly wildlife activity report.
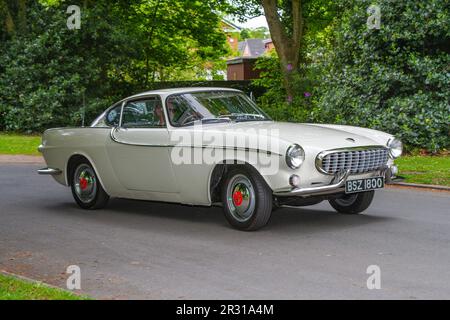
[218,113,269,122]
[182,117,232,127]
[234,118,271,123]
[202,118,232,124]
[218,113,267,121]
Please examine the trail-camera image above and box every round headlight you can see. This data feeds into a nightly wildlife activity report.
[286,144,305,169]
[387,138,403,159]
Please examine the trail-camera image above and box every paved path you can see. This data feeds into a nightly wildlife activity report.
[0,164,449,299]
[0,155,44,164]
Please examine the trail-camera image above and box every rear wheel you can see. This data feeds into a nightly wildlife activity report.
[221,167,272,231]
[70,160,109,209]
[329,191,374,214]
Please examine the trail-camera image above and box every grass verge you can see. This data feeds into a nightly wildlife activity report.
[0,133,41,156]
[0,273,89,300]
[396,155,450,187]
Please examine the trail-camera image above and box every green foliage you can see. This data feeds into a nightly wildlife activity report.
[253,0,449,152]
[239,27,269,40]
[0,1,124,131]
[0,0,232,132]
[253,52,315,122]
[0,273,89,300]
[313,0,450,152]
[250,0,336,122]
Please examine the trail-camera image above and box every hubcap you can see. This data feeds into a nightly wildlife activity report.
[226,174,255,222]
[74,164,97,203]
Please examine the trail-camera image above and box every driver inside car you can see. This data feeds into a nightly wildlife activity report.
[166,96,203,126]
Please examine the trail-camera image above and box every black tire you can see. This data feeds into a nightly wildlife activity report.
[70,159,109,210]
[329,191,375,214]
[221,166,272,231]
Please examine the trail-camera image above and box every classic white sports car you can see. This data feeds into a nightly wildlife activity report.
[38,87,402,230]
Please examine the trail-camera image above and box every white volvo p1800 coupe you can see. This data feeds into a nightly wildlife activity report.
[38,88,402,231]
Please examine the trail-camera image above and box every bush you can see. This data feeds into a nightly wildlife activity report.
[0,0,230,133]
[253,52,316,122]
[0,3,125,132]
[313,0,450,152]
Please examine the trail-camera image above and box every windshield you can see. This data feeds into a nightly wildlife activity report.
[165,91,271,127]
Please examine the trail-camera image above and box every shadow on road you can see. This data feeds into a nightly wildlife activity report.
[42,197,394,235]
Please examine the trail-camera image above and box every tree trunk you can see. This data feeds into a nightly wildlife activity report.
[0,0,15,36]
[262,0,304,100]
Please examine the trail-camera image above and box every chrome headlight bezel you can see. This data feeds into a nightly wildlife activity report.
[286,144,305,169]
[387,138,403,159]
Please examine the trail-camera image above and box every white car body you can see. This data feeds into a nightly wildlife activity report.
[39,87,399,208]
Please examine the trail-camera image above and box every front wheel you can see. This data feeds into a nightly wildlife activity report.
[221,167,272,231]
[329,191,375,214]
[70,160,109,210]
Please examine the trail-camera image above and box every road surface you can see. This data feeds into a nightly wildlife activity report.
[0,164,449,299]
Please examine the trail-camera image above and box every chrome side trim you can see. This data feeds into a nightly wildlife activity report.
[110,128,171,147]
[38,168,62,175]
[273,170,351,197]
[109,128,282,156]
[315,145,388,175]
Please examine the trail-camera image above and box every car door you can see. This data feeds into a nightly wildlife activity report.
[106,96,178,193]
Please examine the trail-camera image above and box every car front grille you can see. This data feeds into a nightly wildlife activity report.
[317,147,389,174]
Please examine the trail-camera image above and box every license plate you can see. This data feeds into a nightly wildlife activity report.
[345,176,384,194]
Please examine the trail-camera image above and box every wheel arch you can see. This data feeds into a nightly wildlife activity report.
[66,153,109,194]
[208,160,272,204]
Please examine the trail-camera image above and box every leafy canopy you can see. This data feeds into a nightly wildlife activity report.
[0,0,234,131]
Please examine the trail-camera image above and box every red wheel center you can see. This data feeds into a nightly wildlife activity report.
[232,190,243,206]
[79,177,88,190]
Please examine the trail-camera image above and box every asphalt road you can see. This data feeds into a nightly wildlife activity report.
[0,164,449,299]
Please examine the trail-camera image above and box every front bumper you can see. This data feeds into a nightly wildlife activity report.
[273,170,350,197]
[273,165,399,197]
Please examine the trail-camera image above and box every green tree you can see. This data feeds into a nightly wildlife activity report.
[245,0,335,122]
[0,0,233,132]
[230,0,335,99]
[240,26,269,40]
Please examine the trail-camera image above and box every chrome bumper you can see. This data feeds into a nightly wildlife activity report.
[273,170,351,197]
[38,167,62,175]
[273,164,400,197]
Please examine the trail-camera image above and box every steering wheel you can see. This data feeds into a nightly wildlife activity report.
[180,114,198,126]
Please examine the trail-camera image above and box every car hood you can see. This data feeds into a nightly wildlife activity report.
[195,121,391,151]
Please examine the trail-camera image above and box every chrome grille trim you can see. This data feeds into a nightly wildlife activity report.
[316,146,389,175]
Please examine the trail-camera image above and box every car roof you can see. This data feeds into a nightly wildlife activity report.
[127,87,243,100]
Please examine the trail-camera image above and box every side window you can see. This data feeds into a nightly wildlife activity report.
[122,98,165,128]
[105,104,122,127]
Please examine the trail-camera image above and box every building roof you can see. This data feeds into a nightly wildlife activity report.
[221,18,242,33]
[237,41,246,53]
[238,38,267,58]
